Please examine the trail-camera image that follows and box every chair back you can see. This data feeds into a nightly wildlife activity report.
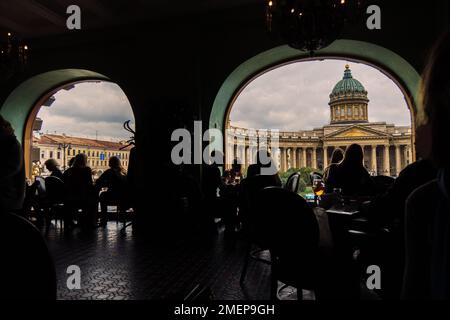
[285,172,301,193]
[45,176,65,203]
[255,187,319,266]
[35,176,46,198]
[240,174,283,245]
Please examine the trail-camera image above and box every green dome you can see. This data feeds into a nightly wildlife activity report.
[330,65,367,97]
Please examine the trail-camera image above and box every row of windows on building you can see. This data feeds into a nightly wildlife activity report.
[333,105,367,118]
[40,149,129,160]
[39,149,129,168]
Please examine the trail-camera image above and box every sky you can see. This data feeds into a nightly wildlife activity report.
[37,81,135,142]
[229,59,411,131]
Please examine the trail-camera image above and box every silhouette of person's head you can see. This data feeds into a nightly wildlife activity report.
[209,150,224,165]
[109,156,125,174]
[68,157,75,168]
[73,153,87,168]
[109,156,121,169]
[422,30,450,167]
[0,115,14,137]
[44,159,60,172]
[330,148,344,165]
[342,144,364,167]
[256,149,273,167]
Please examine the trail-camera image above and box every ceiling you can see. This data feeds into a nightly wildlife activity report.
[0,0,262,39]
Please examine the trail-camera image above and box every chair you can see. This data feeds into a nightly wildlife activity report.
[254,187,320,300]
[44,176,66,228]
[285,172,301,193]
[1,211,57,299]
[239,174,282,285]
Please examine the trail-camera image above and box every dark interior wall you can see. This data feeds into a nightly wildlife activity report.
[1,1,448,141]
[0,1,449,226]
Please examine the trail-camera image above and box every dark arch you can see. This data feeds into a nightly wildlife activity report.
[0,69,134,177]
[209,40,421,157]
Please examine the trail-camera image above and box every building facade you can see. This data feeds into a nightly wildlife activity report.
[226,65,412,177]
[32,134,131,176]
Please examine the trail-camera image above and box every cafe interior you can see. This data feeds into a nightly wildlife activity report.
[1,0,450,301]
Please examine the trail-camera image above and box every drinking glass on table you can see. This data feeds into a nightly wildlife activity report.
[313,179,325,197]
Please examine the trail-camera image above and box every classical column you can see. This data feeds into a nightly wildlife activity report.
[280,147,287,172]
[226,142,233,169]
[312,147,317,169]
[395,145,402,176]
[383,145,390,176]
[239,145,245,165]
[323,147,328,168]
[272,148,279,171]
[302,148,307,168]
[292,148,297,169]
[371,145,378,174]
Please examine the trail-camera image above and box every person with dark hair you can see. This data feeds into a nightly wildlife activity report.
[44,159,63,179]
[67,157,75,168]
[63,153,96,228]
[403,30,450,299]
[325,144,375,196]
[246,149,282,185]
[323,148,344,184]
[0,115,26,214]
[95,156,128,227]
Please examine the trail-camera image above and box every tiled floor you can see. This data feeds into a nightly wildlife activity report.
[40,219,378,300]
[42,221,272,300]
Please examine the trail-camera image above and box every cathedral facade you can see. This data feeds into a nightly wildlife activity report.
[226,65,412,177]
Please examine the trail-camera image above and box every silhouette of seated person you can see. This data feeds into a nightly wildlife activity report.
[239,150,282,232]
[201,151,237,232]
[0,115,26,215]
[44,158,63,179]
[62,153,96,228]
[323,148,344,184]
[202,151,224,201]
[325,143,375,197]
[95,156,128,227]
[403,30,450,299]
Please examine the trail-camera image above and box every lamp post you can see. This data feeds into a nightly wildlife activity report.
[58,142,72,171]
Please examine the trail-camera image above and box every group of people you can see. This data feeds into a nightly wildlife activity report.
[44,153,129,228]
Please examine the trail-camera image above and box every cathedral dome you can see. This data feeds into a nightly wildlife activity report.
[329,65,369,124]
[330,65,367,98]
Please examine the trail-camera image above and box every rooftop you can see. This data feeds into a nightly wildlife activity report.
[33,134,132,151]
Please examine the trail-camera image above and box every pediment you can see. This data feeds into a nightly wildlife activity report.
[325,125,389,139]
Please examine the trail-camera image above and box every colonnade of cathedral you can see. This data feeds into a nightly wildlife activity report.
[226,141,412,176]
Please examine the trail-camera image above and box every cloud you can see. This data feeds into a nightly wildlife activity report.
[229,59,411,131]
[37,81,135,141]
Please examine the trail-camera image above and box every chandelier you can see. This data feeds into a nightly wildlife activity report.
[266,0,366,53]
[0,32,29,84]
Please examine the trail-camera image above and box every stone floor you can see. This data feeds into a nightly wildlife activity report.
[40,219,378,300]
[42,221,274,300]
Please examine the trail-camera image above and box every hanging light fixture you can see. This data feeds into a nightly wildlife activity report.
[0,32,29,83]
[266,0,366,54]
